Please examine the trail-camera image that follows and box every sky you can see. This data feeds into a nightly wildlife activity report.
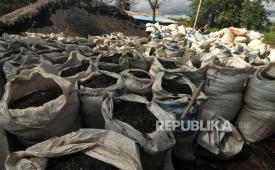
[133,0,275,21]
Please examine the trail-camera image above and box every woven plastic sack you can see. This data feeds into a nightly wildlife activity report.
[197,116,244,160]
[3,54,40,80]
[237,65,275,142]
[120,69,153,95]
[97,52,129,73]
[152,72,207,160]
[143,42,163,64]
[199,58,254,121]
[5,129,143,170]
[59,59,94,83]
[152,72,207,102]
[149,57,184,79]
[102,94,175,154]
[164,43,184,58]
[181,52,213,86]
[0,127,9,170]
[0,69,80,145]
[123,51,148,71]
[76,70,125,129]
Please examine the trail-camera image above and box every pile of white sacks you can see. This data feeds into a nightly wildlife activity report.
[146,23,275,65]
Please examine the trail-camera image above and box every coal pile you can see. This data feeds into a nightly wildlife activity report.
[99,54,122,64]
[46,153,119,170]
[0,0,146,37]
[8,87,62,109]
[60,61,90,77]
[130,70,151,79]
[113,101,158,134]
[81,74,117,89]
[159,59,180,69]
[161,77,193,95]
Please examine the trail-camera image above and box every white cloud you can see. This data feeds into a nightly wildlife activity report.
[133,0,275,21]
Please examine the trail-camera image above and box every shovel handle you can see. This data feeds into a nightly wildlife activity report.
[181,80,205,119]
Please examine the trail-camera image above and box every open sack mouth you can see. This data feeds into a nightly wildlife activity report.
[81,74,117,89]
[113,101,158,134]
[46,153,119,170]
[260,65,275,80]
[60,60,90,77]
[161,77,193,96]
[129,70,151,79]
[99,53,122,64]
[8,86,62,109]
[159,59,181,70]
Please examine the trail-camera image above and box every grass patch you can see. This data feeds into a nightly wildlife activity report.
[264,31,275,43]
[210,27,219,32]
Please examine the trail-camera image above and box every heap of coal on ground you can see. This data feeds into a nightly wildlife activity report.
[0,0,146,37]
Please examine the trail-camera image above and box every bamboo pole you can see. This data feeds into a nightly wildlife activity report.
[181,80,205,119]
[193,0,203,29]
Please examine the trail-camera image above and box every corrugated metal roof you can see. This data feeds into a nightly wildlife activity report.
[125,11,176,24]
[132,15,176,24]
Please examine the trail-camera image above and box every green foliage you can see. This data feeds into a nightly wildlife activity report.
[264,31,275,43]
[115,0,131,11]
[190,0,270,31]
[190,0,243,28]
[0,0,37,16]
[240,0,270,30]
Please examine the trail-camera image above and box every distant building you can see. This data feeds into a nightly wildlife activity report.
[125,11,176,25]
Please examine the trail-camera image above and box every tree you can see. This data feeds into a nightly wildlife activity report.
[146,0,167,23]
[240,0,270,30]
[190,0,243,28]
[103,0,138,11]
[190,0,270,31]
[115,0,130,11]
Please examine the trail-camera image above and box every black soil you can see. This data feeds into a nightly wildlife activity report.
[60,61,90,77]
[113,101,158,134]
[162,78,193,95]
[124,52,135,59]
[8,87,62,109]
[81,74,117,89]
[1,2,146,37]
[191,59,202,69]
[139,147,167,170]
[149,48,156,56]
[46,153,119,170]
[99,54,122,64]
[159,59,180,70]
[130,70,151,79]
[173,137,275,170]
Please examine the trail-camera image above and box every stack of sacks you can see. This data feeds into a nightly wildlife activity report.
[145,24,271,67]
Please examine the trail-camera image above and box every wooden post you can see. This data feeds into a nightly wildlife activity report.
[193,0,203,29]
[181,80,205,119]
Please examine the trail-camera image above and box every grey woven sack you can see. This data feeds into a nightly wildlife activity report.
[97,52,129,73]
[120,69,153,95]
[237,65,275,142]
[5,129,143,170]
[0,127,9,170]
[199,59,254,121]
[77,70,125,129]
[197,116,244,160]
[0,69,80,145]
[102,94,176,154]
[152,72,207,161]
[149,57,185,79]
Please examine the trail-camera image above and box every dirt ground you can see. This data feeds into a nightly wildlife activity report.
[173,136,275,170]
